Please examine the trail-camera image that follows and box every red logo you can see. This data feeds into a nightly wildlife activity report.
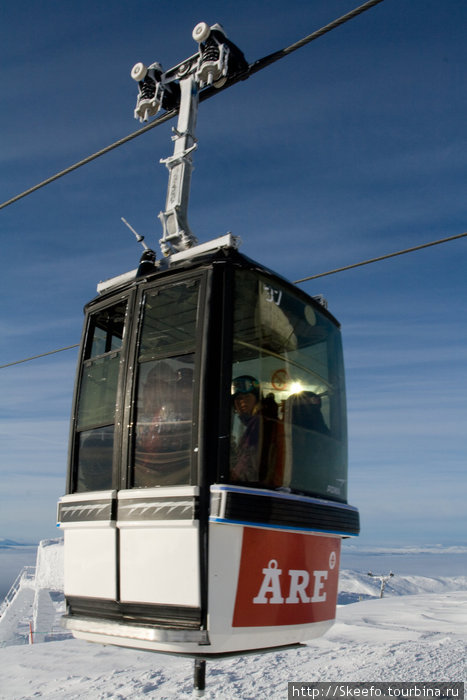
[271,368,289,391]
[232,528,340,627]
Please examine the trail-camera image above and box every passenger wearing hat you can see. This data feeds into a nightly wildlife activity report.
[230,375,262,482]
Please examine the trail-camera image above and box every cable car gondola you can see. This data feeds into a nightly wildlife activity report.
[57,20,359,687]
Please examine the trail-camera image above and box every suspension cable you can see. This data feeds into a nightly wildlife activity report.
[247,0,385,77]
[0,0,385,212]
[0,113,177,211]
[293,230,467,283]
[1,227,465,370]
[0,344,79,370]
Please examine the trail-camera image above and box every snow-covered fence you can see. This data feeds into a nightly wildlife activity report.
[0,539,69,646]
[0,566,35,618]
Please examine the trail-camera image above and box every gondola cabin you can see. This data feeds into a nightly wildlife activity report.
[57,22,360,669]
[57,236,359,655]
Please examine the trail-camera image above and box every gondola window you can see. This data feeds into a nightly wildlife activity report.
[74,300,127,492]
[131,279,200,487]
[230,270,347,501]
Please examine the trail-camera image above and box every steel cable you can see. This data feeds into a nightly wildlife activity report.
[0,0,385,212]
[2,228,466,369]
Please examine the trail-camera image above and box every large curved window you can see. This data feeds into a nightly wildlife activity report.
[230,270,347,502]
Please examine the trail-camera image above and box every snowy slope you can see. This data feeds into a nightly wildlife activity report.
[0,590,465,699]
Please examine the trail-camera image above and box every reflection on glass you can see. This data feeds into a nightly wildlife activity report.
[139,280,200,360]
[77,353,120,430]
[76,426,114,492]
[133,357,194,487]
[230,270,347,502]
[73,300,127,492]
[131,279,200,488]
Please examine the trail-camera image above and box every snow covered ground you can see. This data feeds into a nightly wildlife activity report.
[337,569,467,603]
[0,590,465,698]
[1,540,465,698]
[1,561,466,698]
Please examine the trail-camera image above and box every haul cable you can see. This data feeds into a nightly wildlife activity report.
[2,227,466,370]
[0,0,385,212]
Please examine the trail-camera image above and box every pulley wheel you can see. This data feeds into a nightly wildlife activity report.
[192,22,210,43]
[131,62,147,82]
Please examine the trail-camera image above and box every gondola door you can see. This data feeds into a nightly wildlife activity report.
[60,271,208,632]
[115,274,205,626]
[59,293,131,604]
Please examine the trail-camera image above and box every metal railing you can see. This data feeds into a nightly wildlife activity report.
[0,566,36,618]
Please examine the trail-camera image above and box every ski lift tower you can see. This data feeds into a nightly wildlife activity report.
[367,571,394,598]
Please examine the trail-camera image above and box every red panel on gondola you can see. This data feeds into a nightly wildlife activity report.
[232,528,340,627]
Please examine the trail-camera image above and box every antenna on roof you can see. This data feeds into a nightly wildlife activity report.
[121,217,157,277]
[121,216,149,251]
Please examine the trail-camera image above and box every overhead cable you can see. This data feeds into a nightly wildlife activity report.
[0,344,79,369]
[293,230,467,283]
[0,0,385,212]
[2,227,465,370]
[0,114,177,211]
[247,0,385,77]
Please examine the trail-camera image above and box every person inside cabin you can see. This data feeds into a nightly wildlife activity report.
[230,375,283,485]
[285,390,330,435]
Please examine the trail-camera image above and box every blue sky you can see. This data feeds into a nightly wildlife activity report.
[0,0,466,548]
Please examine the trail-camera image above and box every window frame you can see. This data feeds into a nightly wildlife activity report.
[221,263,348,502]
[121,271,208,491]
[65,253,347,502]
[67,291,134,494]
